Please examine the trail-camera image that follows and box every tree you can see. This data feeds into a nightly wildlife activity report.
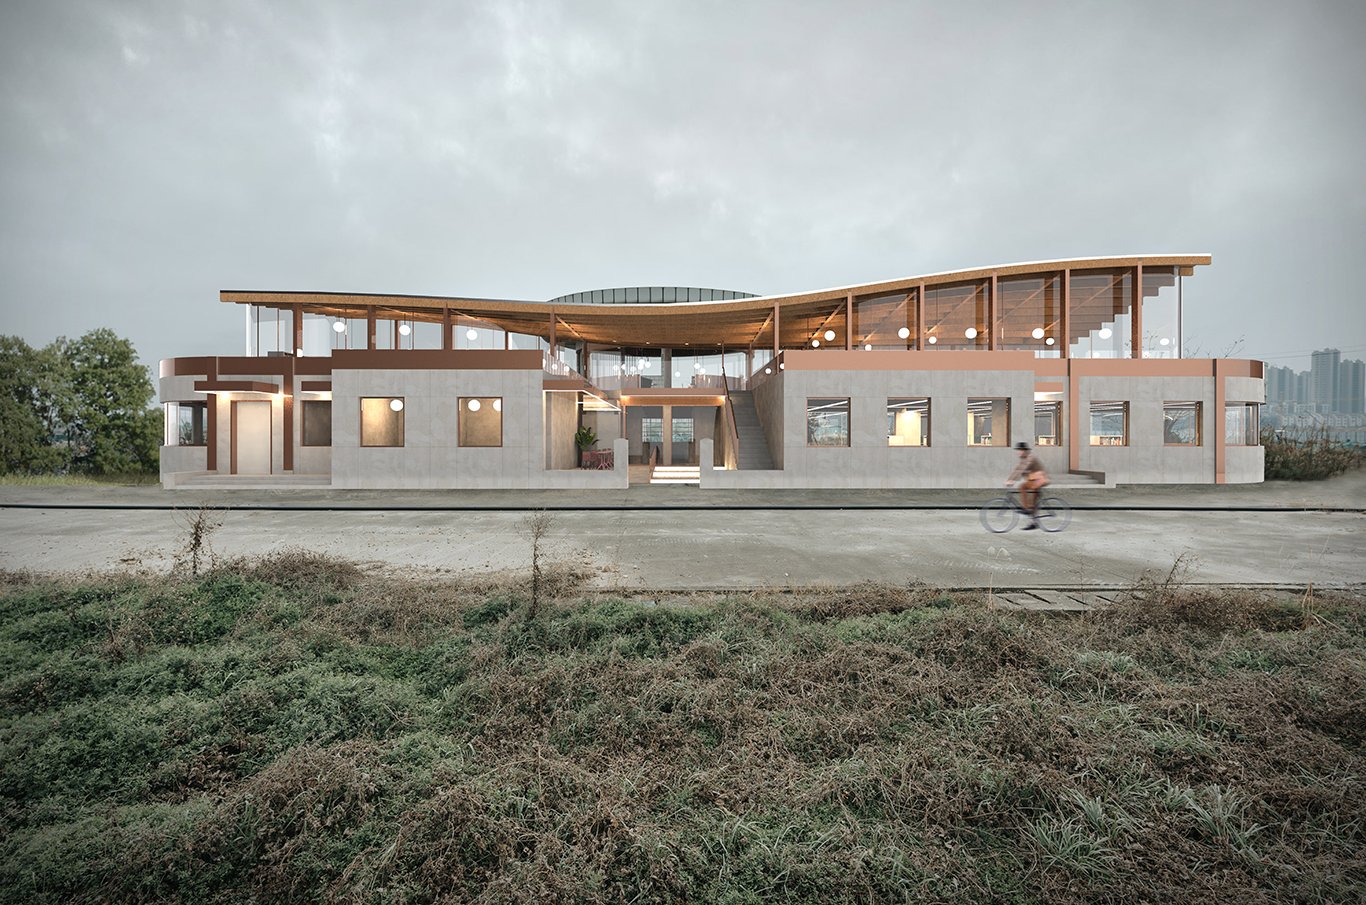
[63,329,160,474]
[0,336,70,473]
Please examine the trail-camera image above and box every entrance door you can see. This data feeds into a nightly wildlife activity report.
[233,401,271,474]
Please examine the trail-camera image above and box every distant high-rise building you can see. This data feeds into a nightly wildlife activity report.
[1311,349,1341,410]
[1341,358,1366,414]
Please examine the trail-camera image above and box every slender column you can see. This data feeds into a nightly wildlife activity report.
[917,281,926,350]
[773,302,780,356]
[662,404,672,466]
[1214,358,1225,484]
[292,303,303,356]
[988,273,998,351]
[442,307,452,351]
[206,393,218,471]
[846,292,854,350]
[367,305,376,351]
[1068,361,1080,473]
[1132,262,1143,359]
[1061,269,1070,360]
[549,309,557,355]
[393,317,400,350]
[283,362,293,472]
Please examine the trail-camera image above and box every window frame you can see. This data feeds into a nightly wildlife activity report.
[967,397,1011,447]
[301,399,333,447]
[1162,401,1202,446]
[360,397,405,448]
[458,396,503,448]
[887,397,930,447]
[806,397,851,447]
[1034,400,1062,447]
[1089,401,1129,447]
[1224,402,1260,446]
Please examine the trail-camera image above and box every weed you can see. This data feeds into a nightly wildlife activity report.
[171,503,224,577]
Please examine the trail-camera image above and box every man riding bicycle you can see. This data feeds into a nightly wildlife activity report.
[1005,441,1049,530]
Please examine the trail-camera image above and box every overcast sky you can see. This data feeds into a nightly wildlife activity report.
[2,0,1363,374]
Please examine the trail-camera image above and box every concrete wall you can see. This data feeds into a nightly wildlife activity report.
[1077,375,1215,484]
[751,370,785,468]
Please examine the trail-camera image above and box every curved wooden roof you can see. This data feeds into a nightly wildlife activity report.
[222,254,1209,350]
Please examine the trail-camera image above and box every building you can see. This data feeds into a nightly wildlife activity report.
[159,254,1265,490]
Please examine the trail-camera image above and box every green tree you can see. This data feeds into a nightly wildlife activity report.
[0,336,70,473]
[63,329,160,474]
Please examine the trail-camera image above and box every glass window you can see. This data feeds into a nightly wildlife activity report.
[887,398,929,446]
[641,418,663,442]
[1069,269,1133,359]
[671,418,694,442]
[302,400,332,447]
[1163,402,1201,446]
[1089,401,1129,446]
[1035,401,1061,446]
[459,397,502,447]
[1225,403,1259,446]
[999,274,1063,357]
[165,401,207,446]
[807,398,850,447]
[1141,267,1181,359]
[855,292,916,350]
[361,397,405,447]
[924,281,988,350]
[968,398,1010,447]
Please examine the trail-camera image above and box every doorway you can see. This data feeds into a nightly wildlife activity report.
[232,400,272,474]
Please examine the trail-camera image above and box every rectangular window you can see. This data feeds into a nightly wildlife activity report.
[360,397,405,447]
[968,398,1010,447]
[1089,401,1129,446]
[1225,403,1259,446]
[807,398,850,447]
[1034,401,1061,446]
[302,400,332,447]
[165,401,208,446]
[887,398,929,446]
[1163,402,1201,446]
[459,397,502,447]
[671,418,694,442]
[641,417,663,442]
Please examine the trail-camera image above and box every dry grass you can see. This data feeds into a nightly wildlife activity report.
[1,554,1363,904]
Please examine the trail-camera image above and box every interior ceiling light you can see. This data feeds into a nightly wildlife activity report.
[1160,337,1170,346]
[824,330,835,341]
[332,321,346,333]
[493,399,502,411]
[965,327,978,339]
[928,336,938,344]
[466,329,478,341]
[1032,328,1045,339]
[468,399,481,411]
[398,324,411,336]
[1099,328,1113,340]
[1045,337,1055,345]
[764,367,772,374]
[864,343,872,351]
[295,348,304,357]
[390,399,404,412]
[812,339,820,347]
[674,371,681,378]
[898,327,910,339]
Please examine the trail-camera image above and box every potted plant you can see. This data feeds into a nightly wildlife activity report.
[575,426,597,467]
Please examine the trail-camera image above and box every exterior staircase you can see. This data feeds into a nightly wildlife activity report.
[650,465,700,485]
[727,391,775,469]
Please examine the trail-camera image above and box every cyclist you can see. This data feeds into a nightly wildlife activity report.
[1005,441,1049,530]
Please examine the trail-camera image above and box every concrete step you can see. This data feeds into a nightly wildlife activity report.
[173,473,333,489]
[650,466,700,485]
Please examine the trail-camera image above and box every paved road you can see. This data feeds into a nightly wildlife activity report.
[2,473,1362,591]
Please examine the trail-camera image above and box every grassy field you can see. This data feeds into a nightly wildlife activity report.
[0,472,161,485]
[1,553,1362,904]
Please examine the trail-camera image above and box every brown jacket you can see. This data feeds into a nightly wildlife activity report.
[1007,453,1048,484]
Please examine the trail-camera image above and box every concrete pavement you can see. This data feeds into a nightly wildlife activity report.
[1,472,1362,591]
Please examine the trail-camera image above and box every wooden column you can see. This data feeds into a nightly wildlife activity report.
[442,307,452,351]
[549,309,557,355]
[773,302,780,356]
[917,281,926,349]
[1068,361,1080,474]
[1061,269,1070,360]
[292,303,303,356]
[846,292,854,350]
[206,393,218,472]
[1132,262,1143,359]
[988,273,998,351]
[283,361,293,472]
[367,305,376,351]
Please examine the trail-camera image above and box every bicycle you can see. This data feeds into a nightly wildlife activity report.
[980,489,1071,533]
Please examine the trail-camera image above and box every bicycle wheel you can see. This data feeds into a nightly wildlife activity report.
[980,497,1018,533]
[1037,497,1071,532]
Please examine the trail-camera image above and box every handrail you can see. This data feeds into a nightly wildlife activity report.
[720,352,741,470]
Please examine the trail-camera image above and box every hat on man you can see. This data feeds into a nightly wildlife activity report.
[1015,442,1030,450]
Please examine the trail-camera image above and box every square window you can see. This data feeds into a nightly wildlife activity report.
[302,400,332,447]
[887,398,929,446]
[1089,401,1129,446]
[361,397,405,447]
[459,397,502,447]
[968,398,1010,447]
[641,417,663,443]
[672,418,694,442]
[807,398,850,447]
[1035,401,1061,446]
[166,401,207,446]
[1225,403,1259,446]
[1163,402,1201,446]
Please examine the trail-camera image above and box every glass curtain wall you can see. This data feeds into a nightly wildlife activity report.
[788,304,847,350]
[855,291,917,350]
[1069,269,1132,359]
[924,281,988,350]
[999,274,1062,356]
[245,306,296,356]
[1141,267,1181,358]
